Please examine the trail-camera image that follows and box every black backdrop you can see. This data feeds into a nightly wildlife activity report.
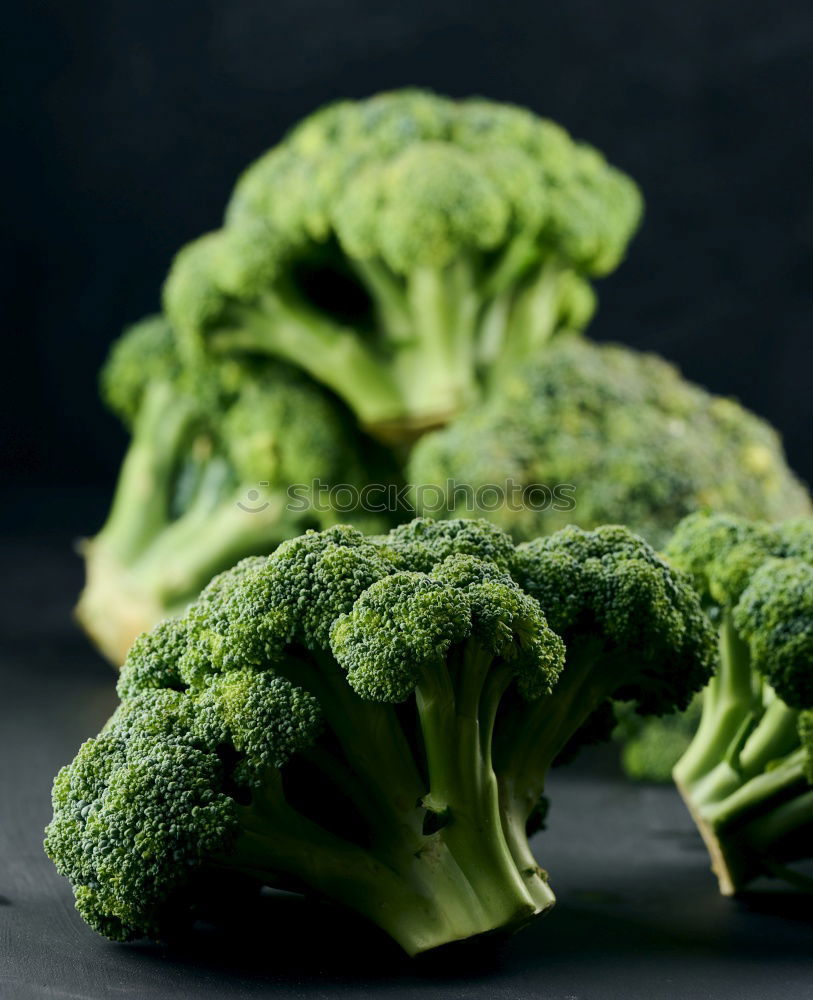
[4,0,813,489]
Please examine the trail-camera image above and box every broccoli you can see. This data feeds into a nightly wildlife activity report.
[408,338,811,548]
[76,316,392,665]
[666,512,813,894]
[163,90,642,441]
[613,695,703,783]
[46,518,712,954]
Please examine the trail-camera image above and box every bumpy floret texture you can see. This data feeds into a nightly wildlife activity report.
[408,338,810,547]
[45,679,320,941]
[51,519,714,952]
[163,91,643,434]
[226,90,641,278]
[77,316,393,665]
[667,512,813,894]
[668,514,813,695]
[515,524,715,716]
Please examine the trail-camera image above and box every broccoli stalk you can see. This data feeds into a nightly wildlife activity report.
[77,317,390,664]
[668,513,813,894]
[47,519,712,953]
[164,90,641,441]
[495,524,715,888]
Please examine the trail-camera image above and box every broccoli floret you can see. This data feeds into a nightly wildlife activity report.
[614,695,704,783]
[76,316,394,665]
[163,90,642,441]
[667,512,813,895]
[47,518,712,953]
[408,338,810,547]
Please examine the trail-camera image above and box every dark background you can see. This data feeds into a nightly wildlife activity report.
[4,0,813,496]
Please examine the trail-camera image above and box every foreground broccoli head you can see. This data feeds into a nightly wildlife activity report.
[667,512,813,894]
[408,338,810,547]
[163,89,642,440]
[76,316,393,665]
[47,519,712,954]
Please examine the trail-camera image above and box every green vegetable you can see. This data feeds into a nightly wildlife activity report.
[408,338,811,548]
[163,89,642,441]
[614,696,703,783]
[667,512,813,894]
[76,316,391,664]
[77,90,809,670]
[47,518,712,953]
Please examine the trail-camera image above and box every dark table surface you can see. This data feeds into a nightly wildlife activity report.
[2,522,812,999]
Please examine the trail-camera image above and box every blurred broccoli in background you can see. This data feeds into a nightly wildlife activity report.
[164,89,642,442]
[77,316,394,664]
[408,338,810,548]
[77,89,810,671]
[614,695,703,783]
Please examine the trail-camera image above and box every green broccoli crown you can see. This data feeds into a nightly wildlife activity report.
[733,558,813,708]
[226,89,642,277]
[331,556,564,702]
[665,511,781,606]
[667,513,813,705]
[382,516,518,574]
[162,91,643,436]
[161,519,541,691]
[220,365,372,493]
[777,517,813,562]
[116,619,188,699]
[515,524,715,715]
[55,518,719,951]
[408,338,811,547]
[44,677,320,941]
[173,526,398,685]
[100,315,183,426]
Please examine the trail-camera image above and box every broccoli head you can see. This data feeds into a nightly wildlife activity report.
[408,338,810,547]
[47,518,712,954]
[76,316,393,665]
[667,512,813,894]
[163,90,642,441]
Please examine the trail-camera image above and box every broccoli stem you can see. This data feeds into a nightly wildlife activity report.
[493,640,639,895]
[76,382,213,662]
[229,728,550,955]
[415,643,553,924]
[276,650,427,854]
[681,698,801,816]
[475,666,553,907]
[674,613,812,894]
[78,487,307,664]
[396,262,480,417]
[349,258,413,344]
[131,490,301,606]
[497,638,614,797]
[93,383,202,564]
[208,297,403,428]
[231,777,480,955]
[687,751,813,893]
[485,257,576,384]
[674,612,758,791]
